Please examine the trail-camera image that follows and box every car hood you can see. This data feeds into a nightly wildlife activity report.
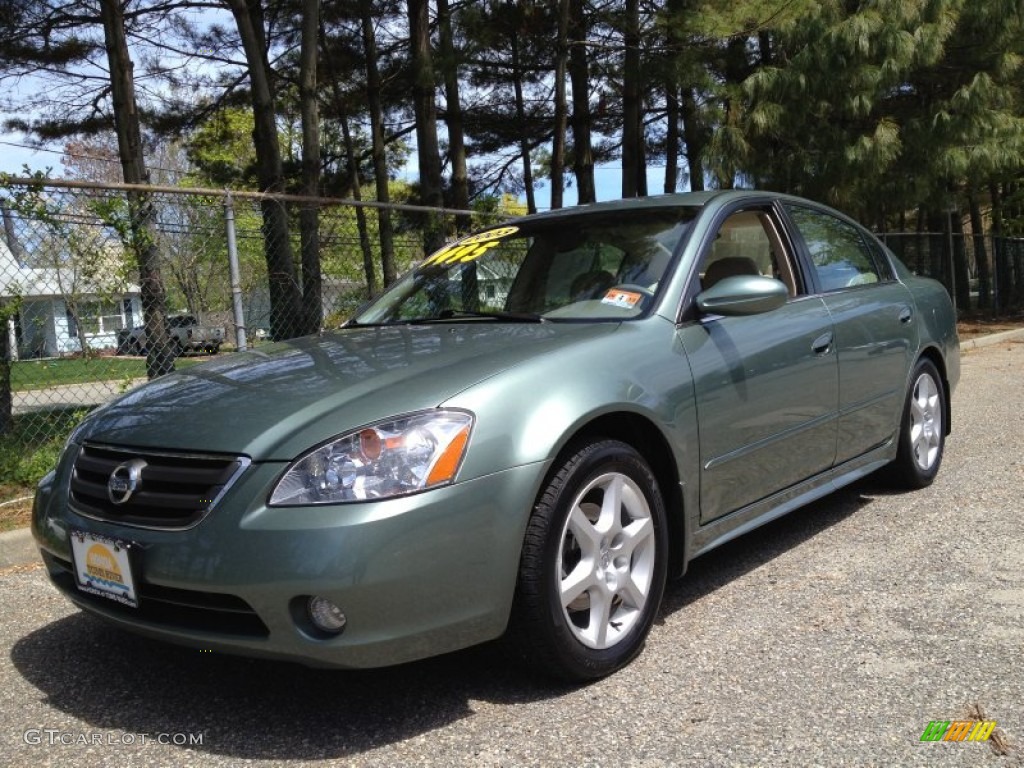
[75,323,619,460]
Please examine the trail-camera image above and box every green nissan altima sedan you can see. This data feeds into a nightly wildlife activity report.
[32,191,959,681]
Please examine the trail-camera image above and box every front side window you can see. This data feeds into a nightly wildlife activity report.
[354,209,696,325]
[785,205,882,292]
[699,209,801,296]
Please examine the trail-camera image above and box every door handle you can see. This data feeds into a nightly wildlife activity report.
[898,306,913,324]
[812,331,833,356]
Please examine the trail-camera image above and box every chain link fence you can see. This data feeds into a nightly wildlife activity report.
[879,231,1024,314]
[0,178,505,493]
[3,178,1024,498]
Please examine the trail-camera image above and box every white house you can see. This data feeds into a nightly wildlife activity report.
[1,235,142,361]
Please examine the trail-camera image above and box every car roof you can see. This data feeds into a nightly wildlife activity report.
[500,190,873,238]
[507,192,718,223]
[504,190,802,226]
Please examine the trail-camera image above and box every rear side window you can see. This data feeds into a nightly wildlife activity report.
[786,205,882,292]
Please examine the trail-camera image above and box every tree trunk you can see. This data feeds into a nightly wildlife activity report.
[664,84,679,193]
[550,0,570,210]
[342,116,377,299]
[407,0,445,254]
[318,20,375,297]
[951,207,970,311]
[360,0,397,285]
[680,86,704,191]
[99,0,174,378]
[65,297,91,359]
[568,0,595,204]
[171,260,205,317]
[226,0,304,341]
[621,0,642,198]
[299,0,322,334]
[437,0,470,231]
[990,181,1006,312]
[927,210,945,287]
[510,34,536,214]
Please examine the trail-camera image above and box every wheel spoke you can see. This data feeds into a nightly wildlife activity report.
[598,474,624,535]
[617,516,653,559]
[620,571,648,610]
[910,397,926,423]
[560,561,598,607]
[587,588,613,647]
[566,504,602,553]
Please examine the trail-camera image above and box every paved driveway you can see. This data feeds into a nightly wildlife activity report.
[1,341,1021,767]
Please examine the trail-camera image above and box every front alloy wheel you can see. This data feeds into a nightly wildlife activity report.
[558,471,657,650]
[510,439,668,681]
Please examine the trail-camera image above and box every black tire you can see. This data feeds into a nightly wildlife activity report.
[885,358,946,489]
[509,439,668,681]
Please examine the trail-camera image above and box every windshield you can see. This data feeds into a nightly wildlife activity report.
[353,209,696,325]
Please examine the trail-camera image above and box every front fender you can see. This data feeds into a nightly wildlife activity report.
[442,319,698,488]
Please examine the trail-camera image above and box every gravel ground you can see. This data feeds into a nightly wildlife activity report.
[1,340,1021,767]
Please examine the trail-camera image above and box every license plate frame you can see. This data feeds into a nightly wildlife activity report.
[69,530,139,608]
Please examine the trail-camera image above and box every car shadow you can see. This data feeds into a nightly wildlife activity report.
[10,607,569,760]
[10,476,885,761]
[660,476,881,614]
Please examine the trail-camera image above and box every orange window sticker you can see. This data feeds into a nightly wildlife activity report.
[601,289,643,309]
[422,226,519,267]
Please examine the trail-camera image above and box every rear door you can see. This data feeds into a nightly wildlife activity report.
[783,204,918,465]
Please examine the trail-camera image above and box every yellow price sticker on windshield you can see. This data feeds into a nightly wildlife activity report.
[423,226,519,267]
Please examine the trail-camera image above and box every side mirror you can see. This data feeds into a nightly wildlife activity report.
[696,275,789,316]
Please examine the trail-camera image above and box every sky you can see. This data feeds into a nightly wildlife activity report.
[0,136,66,178]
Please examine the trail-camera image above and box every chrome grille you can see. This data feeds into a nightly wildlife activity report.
[70,443,247,528]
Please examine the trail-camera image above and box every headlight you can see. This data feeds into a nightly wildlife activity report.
[268,410,474,506]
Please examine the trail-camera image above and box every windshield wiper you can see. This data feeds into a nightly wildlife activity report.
[351,309,547,326]
[410,309,547,324]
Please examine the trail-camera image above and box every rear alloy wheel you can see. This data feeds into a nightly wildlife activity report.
[510,440,668,681]
[887,358,946,488]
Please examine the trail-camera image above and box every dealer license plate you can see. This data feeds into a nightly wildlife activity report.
[69,530,138,608]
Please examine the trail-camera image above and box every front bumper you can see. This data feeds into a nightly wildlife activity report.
[32,459,544,668]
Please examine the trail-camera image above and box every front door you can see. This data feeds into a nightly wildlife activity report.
[678,207,839,524]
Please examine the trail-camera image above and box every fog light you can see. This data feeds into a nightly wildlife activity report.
[307,596,347,633]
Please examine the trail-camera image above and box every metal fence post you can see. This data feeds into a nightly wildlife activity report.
[224,191,248,352]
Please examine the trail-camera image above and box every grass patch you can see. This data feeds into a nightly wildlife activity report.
[11,356,204,391]
[0,491,33,533]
